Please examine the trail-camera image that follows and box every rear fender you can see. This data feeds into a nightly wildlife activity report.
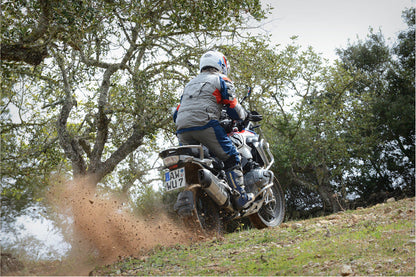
[183,162,204,186]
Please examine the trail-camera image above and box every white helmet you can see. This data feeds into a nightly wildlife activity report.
[199,50,230,76]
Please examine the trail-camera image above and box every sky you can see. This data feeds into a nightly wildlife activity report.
[259,0,415,61]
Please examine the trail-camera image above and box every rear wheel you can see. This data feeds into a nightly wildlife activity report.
[249,178,285,229]
[183,188,224,236]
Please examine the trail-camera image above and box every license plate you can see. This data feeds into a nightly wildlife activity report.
[164,168,186,191]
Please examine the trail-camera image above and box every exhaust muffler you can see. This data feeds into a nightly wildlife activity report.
[198,169,233,212]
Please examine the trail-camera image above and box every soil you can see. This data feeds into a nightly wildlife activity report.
[8,177,200,276]
[1,253,25,274]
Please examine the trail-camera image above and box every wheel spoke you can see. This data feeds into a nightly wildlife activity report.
[249,180,285,229]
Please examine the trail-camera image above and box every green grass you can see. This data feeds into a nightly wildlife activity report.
[92,197,415,276]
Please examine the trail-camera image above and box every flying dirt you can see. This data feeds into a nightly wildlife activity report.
[46,176,199,275]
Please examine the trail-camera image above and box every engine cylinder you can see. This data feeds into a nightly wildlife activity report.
[244,168,273,191]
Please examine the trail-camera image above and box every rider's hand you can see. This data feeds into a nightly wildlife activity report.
[248,111,263,122]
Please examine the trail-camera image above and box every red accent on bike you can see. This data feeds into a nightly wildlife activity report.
[169,164,178,170]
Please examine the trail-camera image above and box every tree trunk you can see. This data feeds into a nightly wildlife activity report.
[315,164,341,213]
[317,184,340,213]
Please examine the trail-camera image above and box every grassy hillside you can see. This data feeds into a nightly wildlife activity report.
[91,197,415,276]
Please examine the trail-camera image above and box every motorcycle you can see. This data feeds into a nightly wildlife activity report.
[159,93,285,234]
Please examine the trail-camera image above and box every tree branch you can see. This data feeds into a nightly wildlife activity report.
[89,24,140,173]
[1,44,48,66]
[54,49,87,176]
[1,0,52,65]
[90,124,145,183]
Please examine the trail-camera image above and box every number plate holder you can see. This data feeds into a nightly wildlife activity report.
[164,168,186,191]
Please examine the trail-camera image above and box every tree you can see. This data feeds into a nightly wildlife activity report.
[224,37,347,213]
[336,8,415,202]
[380,7,415,184]
[225,9,415,216]
[1,0,268,224]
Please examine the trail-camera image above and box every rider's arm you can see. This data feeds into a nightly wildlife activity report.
[172,95,183,123]
[218,76,247,121]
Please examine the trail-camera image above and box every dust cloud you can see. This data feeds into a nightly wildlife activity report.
[47,176,197,275]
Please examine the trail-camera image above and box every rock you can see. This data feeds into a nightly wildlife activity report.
[279,223,290,228]
[328,214,341,220]
[319,220,331,225]
[324,229,331,238]
[350,214,359,220]
[340,264,353,276]
[386,197,395,203]
[405,239,416,245]
[367,267,375,274]
[384,207,392,213]
[291,223,302,229]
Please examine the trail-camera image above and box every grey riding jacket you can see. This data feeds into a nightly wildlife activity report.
[174,71,247,133]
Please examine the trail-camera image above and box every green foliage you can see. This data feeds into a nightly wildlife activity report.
[222,8,414,216]
[1,65,69,227]
[226,36,345,212]
[336,8,415,201]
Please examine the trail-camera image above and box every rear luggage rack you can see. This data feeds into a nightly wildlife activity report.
[159,145,205,160]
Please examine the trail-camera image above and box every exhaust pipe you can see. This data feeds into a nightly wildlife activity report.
[198,169,233,212]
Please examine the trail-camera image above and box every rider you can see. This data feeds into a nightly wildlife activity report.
[173,50,254,210]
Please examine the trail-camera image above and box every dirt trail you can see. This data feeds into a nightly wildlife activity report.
[45,176,197,275]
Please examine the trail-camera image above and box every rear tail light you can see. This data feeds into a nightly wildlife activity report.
[163,155,179,167]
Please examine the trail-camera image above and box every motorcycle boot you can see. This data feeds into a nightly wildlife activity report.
[226,168,254,210]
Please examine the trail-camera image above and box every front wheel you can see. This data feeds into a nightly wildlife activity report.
[249,178,285,229]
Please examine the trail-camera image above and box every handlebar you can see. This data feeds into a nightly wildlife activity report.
[220,110,262,133]
[247,111,263,122]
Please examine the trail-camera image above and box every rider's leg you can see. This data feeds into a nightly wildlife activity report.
[224,160,254,210]
[178,122,254,210]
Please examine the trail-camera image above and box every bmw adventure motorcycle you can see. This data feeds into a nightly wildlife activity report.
[159,94,285,234]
